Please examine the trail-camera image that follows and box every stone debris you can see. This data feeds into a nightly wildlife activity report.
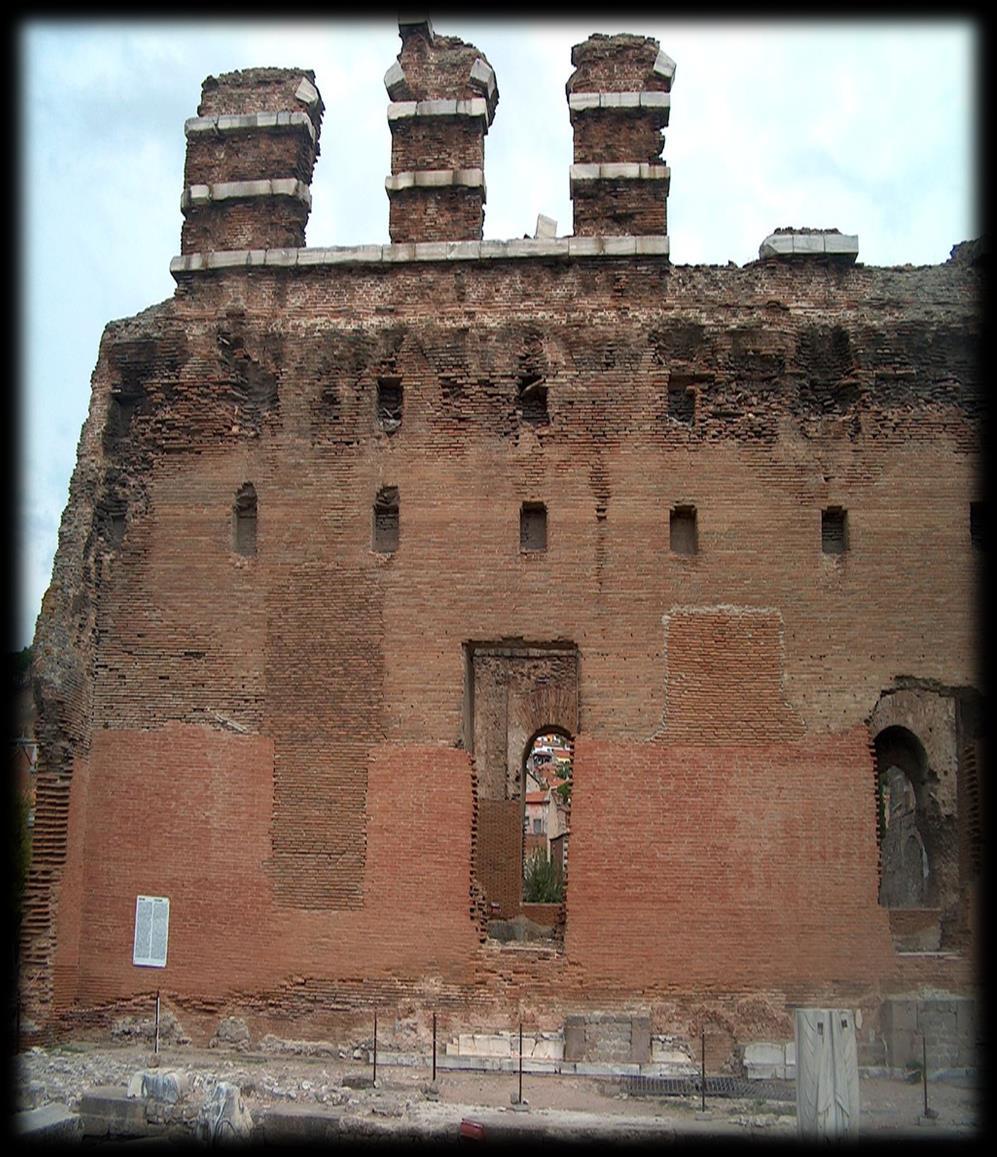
[196,1080,254,1144]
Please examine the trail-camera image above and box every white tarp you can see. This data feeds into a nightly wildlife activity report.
[795,1008,860,1138]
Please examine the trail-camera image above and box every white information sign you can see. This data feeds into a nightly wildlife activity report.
[133,896,170,967]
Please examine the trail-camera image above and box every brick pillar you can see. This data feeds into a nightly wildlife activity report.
[566,34,674,237]
[181,67,323,254]
[384,19,498,244]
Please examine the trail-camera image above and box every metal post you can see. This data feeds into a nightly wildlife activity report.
[432,1012,437,1082]
[922,1034,929,1116]
[155,991,161,1056]
[373,1011,378,1084]
[518,1022,524,1104]
[701,1029,706,1111]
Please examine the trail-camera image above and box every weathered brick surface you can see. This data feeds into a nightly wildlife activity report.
[572,113,666,165]
[184,130,317,188]
[572,180,666,237]
[388,188,485,244]
[385,28,495,243]
[23,33,981,1049]
[197,68,323,121]
[181,68,321,253]
[566,34,670,94]
[393,31,493,103]
[390,119,485,174]
[568,35,671,236]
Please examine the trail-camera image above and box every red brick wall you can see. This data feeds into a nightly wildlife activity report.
[566,732,894,986]
[184,131,317,188]
[572,115,665,165]
[29,251,980,1036]
[390,120,485,174]
[59,732,479,1009]
[572,181,666,236]
[388,187,485,243]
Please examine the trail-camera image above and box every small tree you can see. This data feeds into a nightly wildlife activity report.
[523,851,563,903]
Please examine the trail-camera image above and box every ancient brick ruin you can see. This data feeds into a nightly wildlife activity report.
[24,21,982,1072]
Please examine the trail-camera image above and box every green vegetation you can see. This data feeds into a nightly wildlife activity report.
[523,851,564,903]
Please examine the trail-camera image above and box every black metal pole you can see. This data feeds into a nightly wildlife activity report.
[518,1022,524,1104]
[155,990,161,1056]
[432,1012,437,1082]
[701,1029,706,1111]
[922,1035,928,1116]
[373,1011,378,1084]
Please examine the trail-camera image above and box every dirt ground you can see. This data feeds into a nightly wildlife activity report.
[14,1041,982,1141]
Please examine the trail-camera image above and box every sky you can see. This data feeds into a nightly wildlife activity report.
[17,16,979,652]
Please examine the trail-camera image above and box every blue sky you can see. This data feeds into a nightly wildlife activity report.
[18,17,979,650]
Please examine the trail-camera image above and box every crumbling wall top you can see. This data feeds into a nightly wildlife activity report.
[388,23,498,117]
[567,33,673,94]
[198,67,324,130]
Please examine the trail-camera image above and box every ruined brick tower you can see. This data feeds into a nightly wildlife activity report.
[384,19,498,243]
[24,22,981,1078]
[181,67,323,253]
[566,32,674,236]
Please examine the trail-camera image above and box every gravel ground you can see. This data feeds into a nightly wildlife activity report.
[13,1041,982,1141]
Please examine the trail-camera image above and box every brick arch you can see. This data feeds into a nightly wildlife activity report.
[521,723,574,772]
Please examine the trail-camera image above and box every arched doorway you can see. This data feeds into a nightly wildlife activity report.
[463,642,579,942]
[874,725,931,908]
[522,728,573,907]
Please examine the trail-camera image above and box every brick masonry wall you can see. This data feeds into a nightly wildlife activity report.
[390,119,485,173]
[197,68,323,121]
[566,34,670,94]
[394,33,492,102]
[572,181,666,236]
[28,253,981,1038]
[388,188,485,243]
[184,130,317,188]
[181,197,310,253]
[572,114,665,165]
[567,732,894,987]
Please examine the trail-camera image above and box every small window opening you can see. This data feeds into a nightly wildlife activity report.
[108,512,126,548]
[377,377,403,433]
[667,382,695,424]
[670,505,697,555]
[970,502,984,551]
[233,483,257,557]
[520,502,547,552]
[374,486,400,553]
[518,373,549,425]
[821,506,847,554]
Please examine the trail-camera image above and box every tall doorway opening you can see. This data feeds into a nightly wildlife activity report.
[463,642,578,943]
[522,729,573,908]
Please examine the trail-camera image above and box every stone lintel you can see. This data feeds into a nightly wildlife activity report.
[387,98,490,123]
[569,163,671,195]
[469,57,497,104]
[385,168,486,192]
[570,162,670,182]
[653,49,677,84]
[568,91,670,113]
[398,16,435,42]
[384,60,408,99]
[185,111,317,144]
[180,179,311,210]
[294,76,320,110]
[758,231,859,260]
[169,233,671,278]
